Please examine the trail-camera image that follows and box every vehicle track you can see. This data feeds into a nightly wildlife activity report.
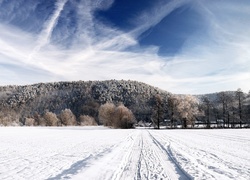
[71,130,192,180]
[147,131,193,180]
[150,131,250,180]
[71,130,141,180]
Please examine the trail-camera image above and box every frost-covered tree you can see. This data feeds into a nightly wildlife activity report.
[33,112,46,126]
[151,94,164,129]
[25,118,35,126]
[167,94,180,128]
[43,111,59,126]
[201,96,213,128]
[0,109,20,126]
[246,91,250,126]
[98,102,115,126]
[113,104,136,129]
[176,95,199,128]
[217,92,234,127]
[58,109,77,126]
[235,88,244,127]
[98,102,135,128]
[79,115,97,126]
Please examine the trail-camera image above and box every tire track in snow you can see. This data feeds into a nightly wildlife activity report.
[151,132,218,179]
[55,130,194,180]
[112,130,188,180]
[136,135,149,180]
[146,131,193,180]
[47,147,115,180]
[103,130,193,180]
[110,133,140,180]
[151,131,249,180]
[135,131,171,180]
[47,131,137,180]
[71,130,141,180]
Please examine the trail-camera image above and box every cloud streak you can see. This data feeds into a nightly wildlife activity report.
[29,0,68,61]
[131,0,191,38]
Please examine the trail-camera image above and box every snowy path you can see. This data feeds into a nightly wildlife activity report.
[72,130,190,180]
[0,127,249,180]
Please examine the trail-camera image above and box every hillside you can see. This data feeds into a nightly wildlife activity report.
[0,80,169,125]
[1,80,249,127]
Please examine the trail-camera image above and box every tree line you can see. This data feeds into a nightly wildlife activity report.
[0,101,135,129]
[151,88,250,129]
[0,80,164,127]
[0,80,249,129]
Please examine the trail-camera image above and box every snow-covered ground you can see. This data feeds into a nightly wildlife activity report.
[0,127,249,180]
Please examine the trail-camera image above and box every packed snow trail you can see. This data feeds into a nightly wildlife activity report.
[72,130,190,180]
[0,127,249,180]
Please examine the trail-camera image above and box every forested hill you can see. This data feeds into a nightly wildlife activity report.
[1,80,249,127]
[0,80,169,125]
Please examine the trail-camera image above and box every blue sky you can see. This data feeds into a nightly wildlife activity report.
[0,0,249,94]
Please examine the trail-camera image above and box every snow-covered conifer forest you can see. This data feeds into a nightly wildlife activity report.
[0,80,249,128]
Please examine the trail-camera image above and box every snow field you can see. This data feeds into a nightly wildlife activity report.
[150,129,250,180]
[0,127,135,180]
[0,127,249,180]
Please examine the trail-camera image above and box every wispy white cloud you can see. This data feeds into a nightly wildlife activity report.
[131,0,191,38]
[29,0,68,61]
[169,0,250,93]
[0,0,249,94]
[92,0,115,10]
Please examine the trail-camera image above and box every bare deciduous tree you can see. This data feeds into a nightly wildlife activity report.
[98,102,135,128]
[235,88,244,127]
[217,92,234,127]
[43,111,59,126]
[25,118,35,126]
[98,102,115,126]
[0,109,20,126]
[151,94,164,129]
[167,94,180,128]
[113,104,136,129]
[58,109,77,126]
[79,115,97,126]
[176,95,199,128]
[201,96,213,128]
